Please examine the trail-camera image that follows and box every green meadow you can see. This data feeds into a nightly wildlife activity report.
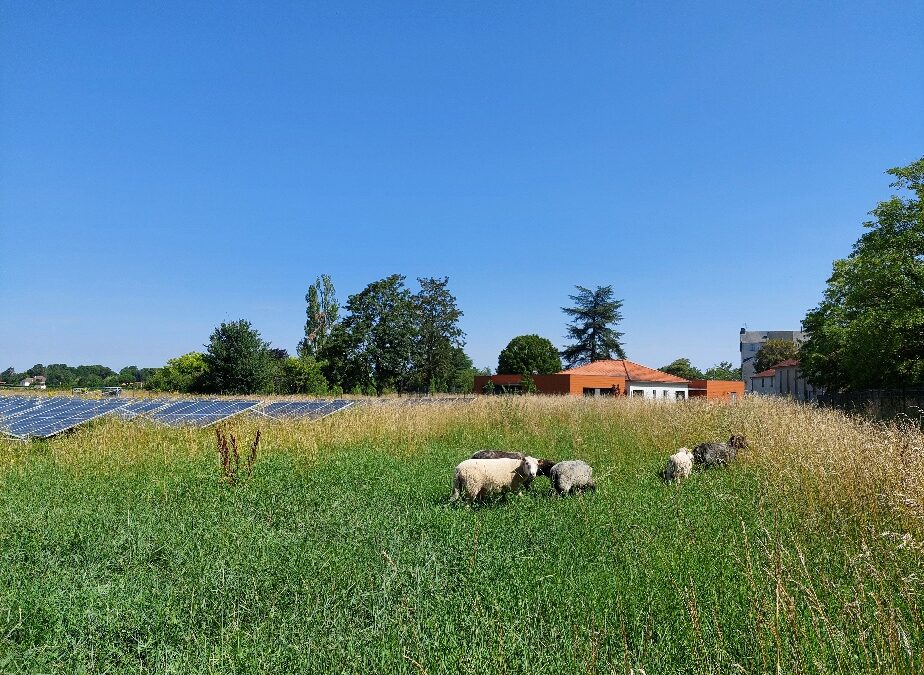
[1,396,922,673]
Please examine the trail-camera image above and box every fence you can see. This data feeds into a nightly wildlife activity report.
[816,388,924,423]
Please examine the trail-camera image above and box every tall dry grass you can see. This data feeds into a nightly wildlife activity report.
[1,394,923,672]
[4,394,921,529]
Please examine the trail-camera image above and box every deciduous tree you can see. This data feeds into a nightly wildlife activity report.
[752,339,801,375]
[202,320,274,394]
[412,276,465,392]
[298,274,339,359]
[497,335,562,375]
[148,353,208,392]
[659,358,704,381]
[704,361,742,381]
[322,275,418,394]
[801,157,924,390]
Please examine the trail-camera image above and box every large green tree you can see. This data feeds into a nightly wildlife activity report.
[411,276,465,391]
[801,157,924,390]
[298,274,339,359]
[704,361,742,381]
[660,358,704,380]
[202,320,274,394]
[560,285,626,367]
[148,353,208,392]
[274,356,328,395]
[322,275,419,394]
[497,335,562,375]
[752,339,801,374]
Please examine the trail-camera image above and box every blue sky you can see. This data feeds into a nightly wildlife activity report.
[1,1,922,372]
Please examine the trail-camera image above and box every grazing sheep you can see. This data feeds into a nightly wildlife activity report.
[470,450,556,483]
[664,448,694,482]
[450,456,539,502]
[692,434,748,468]
[550,460,595,495]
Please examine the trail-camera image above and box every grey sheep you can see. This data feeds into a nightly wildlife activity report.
[470,450,556,486]
[692,434,748,468]
[550,460,595,495]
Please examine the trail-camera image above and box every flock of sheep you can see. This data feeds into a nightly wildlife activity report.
[448,435,747,502]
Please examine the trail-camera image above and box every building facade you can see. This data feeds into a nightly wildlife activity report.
[475,359,744,401]
[740,328,806,391]
[749,359,822,401]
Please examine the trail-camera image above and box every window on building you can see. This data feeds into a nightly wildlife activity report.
[675,391,685,400]
[632,389,644,397]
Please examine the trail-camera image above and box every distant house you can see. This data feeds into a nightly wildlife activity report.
[750,359,821,401]
[475,359,743,401]
[20,375,47,389]
[740,328,806,391]
[750,367,777,395]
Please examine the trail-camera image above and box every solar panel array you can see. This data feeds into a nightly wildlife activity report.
[2,397,128,440]
[262,399,354,420]
[0,393,359,440]
[149,399,261,427]
[113,398,173,419]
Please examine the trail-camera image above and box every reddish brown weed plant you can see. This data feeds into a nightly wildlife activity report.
[215,426,261,484]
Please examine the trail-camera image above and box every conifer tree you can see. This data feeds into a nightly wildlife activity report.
[560,285,626,368]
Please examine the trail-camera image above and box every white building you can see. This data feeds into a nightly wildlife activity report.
[750,359,822,401]
[740,329,806,392]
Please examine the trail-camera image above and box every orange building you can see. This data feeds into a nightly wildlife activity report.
[474,359,744,401]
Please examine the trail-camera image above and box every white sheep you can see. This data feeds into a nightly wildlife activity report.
[664,448,693,482]
[450,456,539,502]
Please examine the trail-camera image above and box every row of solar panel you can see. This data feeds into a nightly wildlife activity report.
[0,396,356,440]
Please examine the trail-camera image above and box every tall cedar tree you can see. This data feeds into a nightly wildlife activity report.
[298,274,339,358]
[323,275,419,394]
[413,277,465,391]
[560,285,626,367]
[801,157,924,390]
[202,320,274,394]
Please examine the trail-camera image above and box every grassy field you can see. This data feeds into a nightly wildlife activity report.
[0,396,922,673]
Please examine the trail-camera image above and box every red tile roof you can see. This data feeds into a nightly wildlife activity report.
[772,359,800,368]
[751,368,777,378]
[559,359,690,383]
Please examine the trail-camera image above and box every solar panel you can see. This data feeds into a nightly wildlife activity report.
[113,398,172,419]
[262,399,354,420]
[149,399,260,427]
[0,396,44,418]
[4,398,129,439]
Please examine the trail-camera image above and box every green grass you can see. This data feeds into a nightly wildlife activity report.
[0,398,922,673]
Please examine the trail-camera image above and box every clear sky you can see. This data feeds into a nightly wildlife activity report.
[1,1,922,373]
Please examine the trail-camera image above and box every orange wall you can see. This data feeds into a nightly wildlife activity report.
[568,375,626,395]
[474,374,626,396]
[688,379,744,400]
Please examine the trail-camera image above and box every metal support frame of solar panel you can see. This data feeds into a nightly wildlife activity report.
[3,397,130,439]
[404,396,474,406]
[148,399,261,427]
[262,399,354,421]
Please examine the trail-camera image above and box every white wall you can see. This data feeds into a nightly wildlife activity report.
[628,383,688,401]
